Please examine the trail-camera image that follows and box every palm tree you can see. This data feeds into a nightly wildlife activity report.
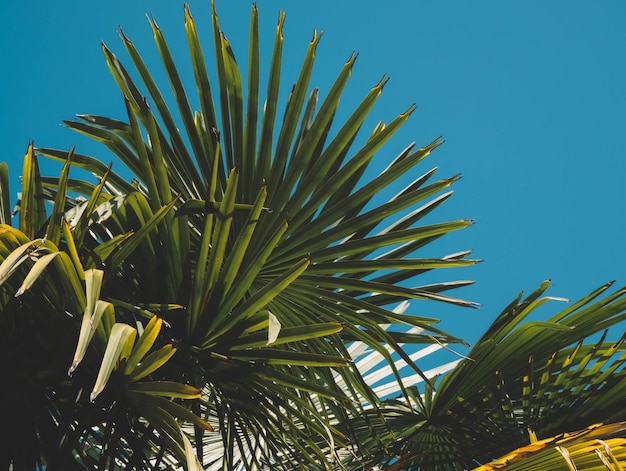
[2,2,625,470]
[0,149,211,470]
[1,2,478,469]
[344,281,626,470]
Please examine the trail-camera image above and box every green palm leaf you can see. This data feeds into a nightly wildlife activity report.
[29,1,480,468]
[0,167,204,469]
[348,282,626,470]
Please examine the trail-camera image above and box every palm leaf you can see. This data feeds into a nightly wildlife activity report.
[30,1,483,468]
[348,282,626,470]
[472,422,626,471]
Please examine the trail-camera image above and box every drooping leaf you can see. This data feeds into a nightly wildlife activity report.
[90,322,137,401]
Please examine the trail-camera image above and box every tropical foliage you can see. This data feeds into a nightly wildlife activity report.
[1,2,625,470]
[0,2,477,469]
[347,281,626,469]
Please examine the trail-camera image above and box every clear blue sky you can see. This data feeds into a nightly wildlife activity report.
[2,1,625,349]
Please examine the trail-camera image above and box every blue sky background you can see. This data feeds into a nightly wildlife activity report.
[1,1,625,353]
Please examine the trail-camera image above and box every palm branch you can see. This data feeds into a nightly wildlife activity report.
[0,147,206,470]
[345,281,626,470]
[26,1,479,468]
[473,422,626,471]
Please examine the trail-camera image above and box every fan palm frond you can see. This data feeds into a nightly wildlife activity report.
[346,281,626,470]
[34,2,478,467]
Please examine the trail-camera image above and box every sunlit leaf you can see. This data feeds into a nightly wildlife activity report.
[90,323,136,401]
